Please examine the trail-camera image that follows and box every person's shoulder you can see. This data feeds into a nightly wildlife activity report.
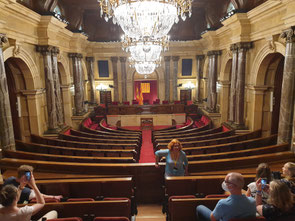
[4,176,17,185]
[19,205,34,214]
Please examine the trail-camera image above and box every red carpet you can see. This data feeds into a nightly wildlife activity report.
[122,125,177,163]
[139,129,155,163]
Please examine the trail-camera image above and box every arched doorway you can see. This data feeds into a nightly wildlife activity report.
[4,58,31,141]
[259,53,284,135]
[133,71,158,105]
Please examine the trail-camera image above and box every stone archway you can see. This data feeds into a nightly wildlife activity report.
[219,56,232,122]
[132,69,160,105]
[3,46,43,139]
[58,54,72,126]
[249,42,285,134]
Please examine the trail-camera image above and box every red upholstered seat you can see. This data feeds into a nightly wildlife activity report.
[162,100,169,104]
[229,217,266,221]
[93,217,129,221]
[30,198,59,203]
[205,194,229,198]
[64,129,71,135]
[112,101,119,105]
[132,100,139,105]
[222,125,230,131]
[67,198,94,202]
[123,101,130,105]
[47,218,83,221]
[153,101,160,104]
[174,100,181,104]
[186,100,193,105]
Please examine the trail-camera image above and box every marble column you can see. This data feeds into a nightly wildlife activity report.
[111,57,119,102]
[172,56,179,101]
[120,57,127,102]
[0,34,15,150]
[51,46,64,127]
[278,27,295,144]
[207,51,221,112]
[164,56,171,101]
[235,42,252,126]
[36,45,58,131]
[196,55,204,102]
[86,57,96,104]
[206,54,212,110]
[69,53,84,116]
[229,44,238,123]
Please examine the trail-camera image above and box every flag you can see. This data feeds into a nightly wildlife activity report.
[139,85,143,105]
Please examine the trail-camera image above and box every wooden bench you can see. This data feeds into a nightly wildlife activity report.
[154,130,235,147]
[153,126,223,140]
[3,150,136,163]
[16,140,138,161]
[99,119,142,136]
[30,200,131,220]
[168,198,220,221]
[31,135,140,156]
[155,130,262,150]
[182,135,278,155]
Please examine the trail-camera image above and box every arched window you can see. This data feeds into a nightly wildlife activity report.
[227,2,235,13]
[53,5,62,16]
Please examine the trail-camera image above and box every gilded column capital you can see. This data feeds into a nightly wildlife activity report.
[196,55,204,60]
[280,26,295,43]
[86,57,94,62]
[111,56,118,63]
[0,33,8,48]
[237,42,253,50]
[36,45,53,55]
[119,57,127,63]
[172,56,180,62]
[51,46,60,56]
[207,50,222,56]
[230,44,238,51]
[164,56,171,62]
[68,53,83,58]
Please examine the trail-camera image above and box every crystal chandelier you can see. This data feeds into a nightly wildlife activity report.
[134,61,158,75]
[98,0,192,74]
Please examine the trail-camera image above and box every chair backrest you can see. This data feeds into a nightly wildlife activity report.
[93,217,129,221]
[112,102,118,105]
[47,218,83,221]
[205,194,229,198]
[132,100,138,105]
[174,100,181,104]
[123,101,130,105]
[67,198,95,202]
[162,100,169,104]
[229,217,266,221]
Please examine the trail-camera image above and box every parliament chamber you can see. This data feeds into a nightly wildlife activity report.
[0,0,295,221]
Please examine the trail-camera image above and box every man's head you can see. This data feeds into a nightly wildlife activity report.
[222,172,244,193]
[17,165,34,179]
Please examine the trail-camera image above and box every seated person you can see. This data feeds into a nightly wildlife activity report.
[246,163,271,203]
[280,162,295,194]
[256,179,295,220]
[0,172,58,221]
[4,165,62,204]
[196,172,256,221]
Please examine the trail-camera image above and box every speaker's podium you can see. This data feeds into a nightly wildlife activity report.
[141,118,153,129]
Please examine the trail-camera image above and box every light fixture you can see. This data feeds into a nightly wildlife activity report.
[98,0,192,74]
[96,83,108,91]
[183,81,196,89]
[134,61,158,75]
[99,0,192,39]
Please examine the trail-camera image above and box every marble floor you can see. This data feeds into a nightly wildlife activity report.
[134,204,166,221]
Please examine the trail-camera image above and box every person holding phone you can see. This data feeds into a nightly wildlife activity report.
[0,172,58,221]
[3,165,63,204]
[246,163,271,204]
[255,179,295,220]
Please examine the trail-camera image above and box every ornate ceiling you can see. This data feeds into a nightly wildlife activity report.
[17,0,267,42]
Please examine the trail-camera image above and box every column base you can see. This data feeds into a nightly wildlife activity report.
[72,112,90,130]
[44,127,61,135]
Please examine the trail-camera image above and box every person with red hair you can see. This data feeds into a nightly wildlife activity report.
[155,139,188,177]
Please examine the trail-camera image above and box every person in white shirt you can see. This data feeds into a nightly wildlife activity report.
[0,171,57,221]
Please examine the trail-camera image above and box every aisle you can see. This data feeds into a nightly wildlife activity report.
[134,204,165,221]
[139,129,155,163]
